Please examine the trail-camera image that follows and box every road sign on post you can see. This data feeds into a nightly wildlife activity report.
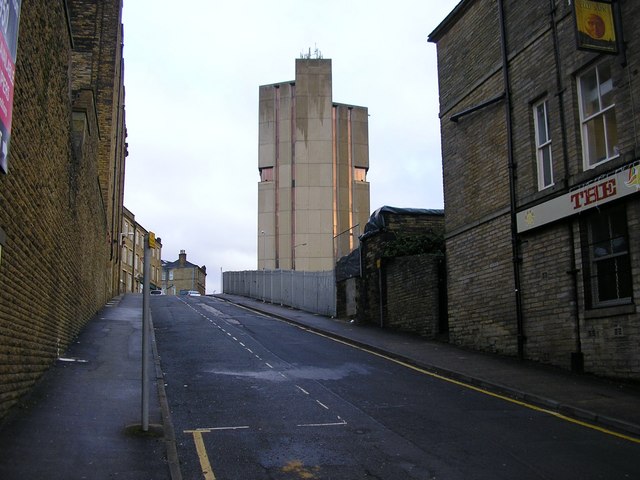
[141,233,151,431]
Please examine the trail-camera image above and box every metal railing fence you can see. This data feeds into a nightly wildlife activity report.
[223,269,336,317]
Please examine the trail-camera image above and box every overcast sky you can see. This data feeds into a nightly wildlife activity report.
[122,0,460,293]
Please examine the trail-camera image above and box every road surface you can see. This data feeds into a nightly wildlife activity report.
[151,295,639,479]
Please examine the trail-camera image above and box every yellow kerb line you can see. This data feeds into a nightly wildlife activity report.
[183,426,251,479]
[216,304,640,444]
[186,430,215,480]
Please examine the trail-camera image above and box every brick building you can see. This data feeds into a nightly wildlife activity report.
[121,207,162,293]
[162,250,206,295]
[429,0,639,378]
[0,1,127,420]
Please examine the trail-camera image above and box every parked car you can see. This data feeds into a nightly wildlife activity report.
[186,290,201,297]
[150,289,163,295]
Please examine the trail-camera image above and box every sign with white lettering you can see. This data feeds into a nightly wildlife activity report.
[517,164,640,233]
[0,0,20,173]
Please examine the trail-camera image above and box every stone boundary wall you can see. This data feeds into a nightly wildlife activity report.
[383,254,443,338]
[0,1,122,420]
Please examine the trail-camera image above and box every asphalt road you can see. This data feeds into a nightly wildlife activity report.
[151,295,640,480]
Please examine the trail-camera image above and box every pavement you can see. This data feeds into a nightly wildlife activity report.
[0,294,175,480]
[0,293,638,480]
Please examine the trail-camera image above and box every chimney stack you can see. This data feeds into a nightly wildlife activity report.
[179,250,186,266]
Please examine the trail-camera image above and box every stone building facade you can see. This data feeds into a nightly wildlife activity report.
[162,250,206,295]
[0,1,127,420]
[429,0,640,379]
[121,207,162,293]
[258,58,370,272]
[69,0,127,295]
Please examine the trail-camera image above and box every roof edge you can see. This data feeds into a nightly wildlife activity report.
[428,0,474,43]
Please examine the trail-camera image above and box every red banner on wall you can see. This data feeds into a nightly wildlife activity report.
[0,0,21,174]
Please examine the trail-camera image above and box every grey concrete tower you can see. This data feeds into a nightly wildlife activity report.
[258,58,370,271]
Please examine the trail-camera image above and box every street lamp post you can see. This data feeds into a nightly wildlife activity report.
[292,242,307,270]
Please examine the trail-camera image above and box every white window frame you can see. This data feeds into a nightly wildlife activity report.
[533,100,553,190]
[577,63,618,170]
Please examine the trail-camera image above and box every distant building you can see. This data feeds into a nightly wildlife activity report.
[429,0,640,379]
[121,207,162,293]
[162,250,206,295]
[257,57,370,272]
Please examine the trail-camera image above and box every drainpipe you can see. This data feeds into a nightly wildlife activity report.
[549,0,583,372]
[498,0,525,360]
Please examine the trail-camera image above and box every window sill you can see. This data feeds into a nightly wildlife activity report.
[518,181,567,209]
[572,154,628,186]
[584,303,636,319]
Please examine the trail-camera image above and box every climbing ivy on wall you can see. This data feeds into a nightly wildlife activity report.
[382,232,445,258]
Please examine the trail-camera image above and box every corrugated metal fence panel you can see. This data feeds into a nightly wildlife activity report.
[302,272,315,313]
[250,271,258,298]
[222,269,336,317]
[318,271,336,316]
[289,271,300,310]
[272,270,282,305]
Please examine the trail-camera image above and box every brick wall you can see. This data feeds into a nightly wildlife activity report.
[355,209,445,338]
[0,0,124,420]
[384,254,442,337]
[519,222,576,369]
[446,214,518,355]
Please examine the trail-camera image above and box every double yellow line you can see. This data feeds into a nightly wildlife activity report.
[306,327,640,445]
[235,302,640,444]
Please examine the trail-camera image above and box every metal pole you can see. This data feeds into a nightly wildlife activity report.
[141,233,151,431]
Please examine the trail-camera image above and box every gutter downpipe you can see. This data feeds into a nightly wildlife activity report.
[498,0,525,360]
[549,0,583,372]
